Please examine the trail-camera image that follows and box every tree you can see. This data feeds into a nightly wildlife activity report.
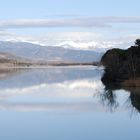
[101,39,140,84]
[135,39,140,46]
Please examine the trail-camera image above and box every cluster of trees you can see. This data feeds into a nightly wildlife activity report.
[100,39,140,112]
[101,39,140,85]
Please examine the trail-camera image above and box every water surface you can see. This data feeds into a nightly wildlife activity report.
[0,67,140,140]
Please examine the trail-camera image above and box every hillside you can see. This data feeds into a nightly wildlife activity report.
[0,41,103,62]
[101,39,140,87]
[0,52,30,67]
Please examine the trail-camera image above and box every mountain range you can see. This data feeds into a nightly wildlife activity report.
[0,41,104,62]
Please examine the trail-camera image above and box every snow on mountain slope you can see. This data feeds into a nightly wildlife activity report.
[0,41,104,62]
[55,41,111,52]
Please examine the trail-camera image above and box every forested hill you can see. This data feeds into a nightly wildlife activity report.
[101,39,140,87]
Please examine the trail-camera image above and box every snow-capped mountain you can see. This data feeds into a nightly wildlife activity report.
[0,41,104,62]
[55,41,111,52]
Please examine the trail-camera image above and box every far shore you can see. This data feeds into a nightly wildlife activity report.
[0,61,101,69]
[0,65,103,69]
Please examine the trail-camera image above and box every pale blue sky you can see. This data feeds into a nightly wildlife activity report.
[0,0,140,18]
[0,0,140,49]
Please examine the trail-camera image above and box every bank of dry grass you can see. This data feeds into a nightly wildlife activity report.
[121,78,140,87]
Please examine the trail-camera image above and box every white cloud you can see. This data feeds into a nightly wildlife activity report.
[0,30,139,50]
[0,18,108,28]
[0,17,140,29]
[0,17,139,50]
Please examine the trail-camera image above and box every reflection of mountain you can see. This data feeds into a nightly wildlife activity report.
[0,67,103,89]
[0,67,105,112]
[0,68,26,80]
[0,41,102,62]
[1,67,140,114]
[0,67,139,114]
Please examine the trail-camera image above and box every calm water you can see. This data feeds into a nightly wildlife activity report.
[0,67,140,140]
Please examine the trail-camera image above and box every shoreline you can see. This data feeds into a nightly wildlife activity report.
[0,65,103,69]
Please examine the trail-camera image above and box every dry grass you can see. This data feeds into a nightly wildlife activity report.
[121,78,140,87]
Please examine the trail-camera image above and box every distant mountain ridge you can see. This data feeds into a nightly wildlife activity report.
[0,52,25,63]
[55,41,110,52]
[0,41,103,62]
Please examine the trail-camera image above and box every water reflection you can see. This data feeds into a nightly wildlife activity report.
[0,67,100,88]
[125,88,140,114]
[101,75,140,114]
[99,89,119,112]
[0,67,139,115]
[0,67,139,140]
[0,67,104,112]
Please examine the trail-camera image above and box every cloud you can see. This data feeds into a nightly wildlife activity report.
[0,102,105,112]
[0,18,108,28]
[0,17,140,29]
[0,30,138,50]
[0,79,103,99]
[0,29,139,51]
[45,14,81,18]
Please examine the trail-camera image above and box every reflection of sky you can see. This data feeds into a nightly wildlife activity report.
[0,68,139,140]
[0,78,104,111]
[0,69,132,111]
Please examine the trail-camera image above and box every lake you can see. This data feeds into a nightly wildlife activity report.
[0,67,140,140]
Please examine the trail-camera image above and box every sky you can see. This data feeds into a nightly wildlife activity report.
[0,0,140,49]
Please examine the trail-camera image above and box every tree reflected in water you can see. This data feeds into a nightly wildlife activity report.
[129,90,140,113]
[100,89,119,112]
[101,76,140,114]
